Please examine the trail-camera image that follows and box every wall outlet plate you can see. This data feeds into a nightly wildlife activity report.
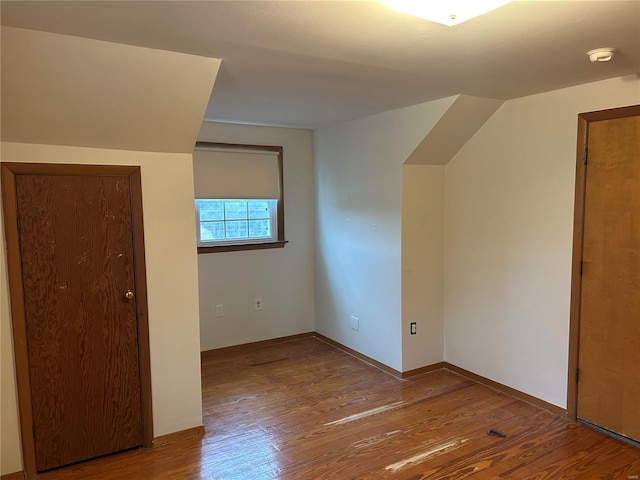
[350,315,359,331]
[254,298,263,311]
[410,322,417,335]
[215,304,224,318]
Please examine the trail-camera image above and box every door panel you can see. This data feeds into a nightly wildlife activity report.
[577,115,640,441]
[16,174,142,471]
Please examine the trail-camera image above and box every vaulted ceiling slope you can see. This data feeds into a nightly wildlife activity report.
[406,95,505,165]
[1,1,639,128]
[1,27,221,152]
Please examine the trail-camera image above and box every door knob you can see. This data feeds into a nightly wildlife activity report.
[124,290,134,300]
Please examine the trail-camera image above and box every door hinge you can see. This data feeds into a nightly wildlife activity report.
[583,147,588,164]
[579,260,583,276]
[575,368,579,383]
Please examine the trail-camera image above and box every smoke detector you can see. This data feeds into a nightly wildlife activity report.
[587,48,616,63]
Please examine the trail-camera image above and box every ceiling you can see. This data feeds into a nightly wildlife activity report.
[1,1,639,128]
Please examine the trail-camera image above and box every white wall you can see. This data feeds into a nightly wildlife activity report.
[0,142,204,475]
[314,97,455,371]
[196,122,315,351]
[401,165,445,371]
[444,75,640,408]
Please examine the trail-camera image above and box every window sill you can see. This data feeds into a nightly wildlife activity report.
[197,240,288,254]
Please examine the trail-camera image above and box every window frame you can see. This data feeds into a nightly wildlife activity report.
[194,141,286,254]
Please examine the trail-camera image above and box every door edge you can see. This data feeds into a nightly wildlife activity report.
[1,163,38,479]
[128,168,154,448]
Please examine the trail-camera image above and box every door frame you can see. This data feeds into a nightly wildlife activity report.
[567,104,640,420]
[1,162,153,479]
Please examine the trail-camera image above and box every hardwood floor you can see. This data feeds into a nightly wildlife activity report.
[37,337,639,479]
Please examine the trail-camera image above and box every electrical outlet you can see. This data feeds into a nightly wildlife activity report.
[215,304,224,318]
[254,298,263,311]
[410,322,417,335]
[350,315,359,331]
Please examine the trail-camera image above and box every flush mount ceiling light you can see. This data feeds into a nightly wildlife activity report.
[587,48,616,63]
[380,0,513,26]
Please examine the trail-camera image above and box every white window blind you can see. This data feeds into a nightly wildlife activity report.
[193,146,281,199]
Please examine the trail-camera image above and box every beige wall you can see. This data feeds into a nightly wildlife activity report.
[196,122,315,350]
[401,165,445,371]
[0,142,204,475]
[444,75,640,408]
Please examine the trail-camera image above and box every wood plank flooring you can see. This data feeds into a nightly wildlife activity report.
[37,337,639,479]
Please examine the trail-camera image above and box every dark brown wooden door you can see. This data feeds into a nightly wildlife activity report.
[15,173,142,471]
[577,114,640,441]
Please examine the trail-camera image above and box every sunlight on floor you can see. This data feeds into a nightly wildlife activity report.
[200,427,281,480]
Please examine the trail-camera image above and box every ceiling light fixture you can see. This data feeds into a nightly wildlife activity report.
[380,0,513,26]
[586,48,616,63]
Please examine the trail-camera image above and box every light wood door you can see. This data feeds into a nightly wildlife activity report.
[577,113,640,441]
[15,173,142,471]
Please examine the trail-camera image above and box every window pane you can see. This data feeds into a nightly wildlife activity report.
[224,201,248,220]
[197,200,224,221]
[249,219,271,238]
[200,221,225,241]
[225,220,248,239]
[248,201,270,219]
[196,198,276,246]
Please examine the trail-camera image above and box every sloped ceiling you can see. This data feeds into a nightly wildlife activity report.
[1,1,638,128]
[1,27,221,153]
[405,96,505,165]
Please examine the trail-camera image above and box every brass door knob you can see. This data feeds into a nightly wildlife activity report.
[124,290,134,300]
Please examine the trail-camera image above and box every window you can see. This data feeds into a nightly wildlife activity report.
[195,199,277,246]
[193,142,286,253]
